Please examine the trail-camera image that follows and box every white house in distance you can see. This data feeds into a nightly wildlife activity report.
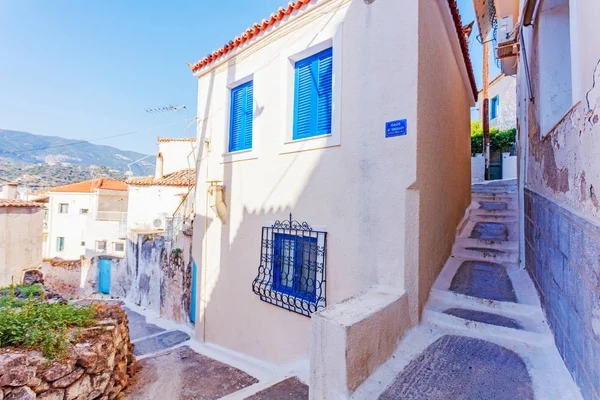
[189,0,477,395]
[0,191,44,287]
[471,73,518,183]
[46,178,128,259]
[475,73,517,130]
[126,137,196,233]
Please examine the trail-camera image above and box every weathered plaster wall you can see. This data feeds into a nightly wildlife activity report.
[111,232,194,325]
[42,258,95,298]
[517,1,600,398]
[112,233,163,312]
[0,207,43,287]
[413,0,473,321]
[160,232,194,324]
[524,189,600,400]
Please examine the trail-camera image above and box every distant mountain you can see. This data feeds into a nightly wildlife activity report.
[0,129,155,175]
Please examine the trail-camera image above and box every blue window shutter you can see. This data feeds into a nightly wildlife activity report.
[293,48,333,140]
[229,81,253,152]
[294,60,315,139]
[245,83,254,149]
[491,95,499,120]
[317,49,333,135]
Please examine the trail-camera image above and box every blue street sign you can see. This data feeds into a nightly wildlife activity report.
[385,119,407,138]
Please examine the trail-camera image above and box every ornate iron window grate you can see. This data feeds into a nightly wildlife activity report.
[252,214,327,317]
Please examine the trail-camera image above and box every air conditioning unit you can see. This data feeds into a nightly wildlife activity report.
[498,15,516,45]
[152,213,170,230]
[496,15,520,61]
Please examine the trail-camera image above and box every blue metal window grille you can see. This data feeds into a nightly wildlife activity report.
[229,81,254,152]
[293,48,333,140]
[252,214,327,317]
[491,95,500,120]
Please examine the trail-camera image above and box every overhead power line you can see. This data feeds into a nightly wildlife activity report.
[6,120,186,154]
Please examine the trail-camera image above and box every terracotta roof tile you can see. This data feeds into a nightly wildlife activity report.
[128,169,196,187]
[190,0,478,101]
[0,198,45,208]
[49,178,128,193]
[448,0,478,100]
[190,0,312,73]
[157,136,197,143]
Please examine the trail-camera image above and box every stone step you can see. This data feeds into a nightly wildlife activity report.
[454,237,519,252]
[452,247,519,263]
[133,330,191,356]
[377,335,533,400]
[448,259,518,303]
[468,214,519,223]
[421,309,552,346]
[469,208,519,218]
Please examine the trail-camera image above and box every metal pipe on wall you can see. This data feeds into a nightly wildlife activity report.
[522,0,539,26]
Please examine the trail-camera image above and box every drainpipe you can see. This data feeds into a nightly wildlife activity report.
[207,181,227,224]
[522,0,538,27]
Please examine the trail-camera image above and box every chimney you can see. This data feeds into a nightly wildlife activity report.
[2,183,18,200]
[155,153,164,180]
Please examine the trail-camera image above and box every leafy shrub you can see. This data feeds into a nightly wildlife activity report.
[16,284,45,298]
[0,296,97,359]
[470,121,516,156]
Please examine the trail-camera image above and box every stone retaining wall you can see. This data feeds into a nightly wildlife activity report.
[0,305,135,400]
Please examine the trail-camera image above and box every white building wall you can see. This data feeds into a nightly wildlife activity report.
[158,141,196,176]
[189,0,470,365]
[47,193,92,259]
[127,185,185,231]
[471,154,485,183]
[477,75,517,130]
[0,207,43,287]
[47,191,127,259]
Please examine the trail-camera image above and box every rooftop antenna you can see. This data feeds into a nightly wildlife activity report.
[127,154,154,177]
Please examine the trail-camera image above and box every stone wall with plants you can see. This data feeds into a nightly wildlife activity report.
[0,294,135,400]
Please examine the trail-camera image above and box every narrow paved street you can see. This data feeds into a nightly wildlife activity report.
[353,181,582,400]
[121,306,309,399]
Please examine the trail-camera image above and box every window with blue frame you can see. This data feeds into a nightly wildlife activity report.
[490,95,500,120]
[272,233,317,302]
[229,81,254,152]
[293,48,333,140]
[252,216,327,317]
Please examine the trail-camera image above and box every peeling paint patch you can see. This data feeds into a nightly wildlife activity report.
[593,307,600,337]
[585,59,600,123]
[579,172,587,203]
[591,185,600,211]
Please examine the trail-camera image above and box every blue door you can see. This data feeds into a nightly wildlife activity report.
[99,258,112,294]
[190,262,197,323]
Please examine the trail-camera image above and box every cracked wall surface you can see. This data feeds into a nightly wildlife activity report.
[517,2,600,398]
[111,231,194,325]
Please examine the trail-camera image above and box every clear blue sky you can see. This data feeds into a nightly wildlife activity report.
[0,0,498,155]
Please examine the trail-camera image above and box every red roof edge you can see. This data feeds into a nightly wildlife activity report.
[447,0,478,101]
[191,0,478,101]
[190,0,312,74]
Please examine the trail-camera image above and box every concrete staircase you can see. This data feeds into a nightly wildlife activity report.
[351,181,583,400]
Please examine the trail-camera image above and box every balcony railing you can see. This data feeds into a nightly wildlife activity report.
[166,185,195,241]
[96,211,127,222]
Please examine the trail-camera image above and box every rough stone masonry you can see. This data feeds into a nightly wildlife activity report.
[0,305,136,400]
